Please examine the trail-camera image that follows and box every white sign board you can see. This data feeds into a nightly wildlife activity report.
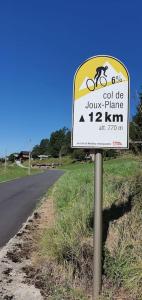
[72,55,129,149]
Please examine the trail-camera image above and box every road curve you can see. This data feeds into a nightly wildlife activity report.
[0,170,64,247]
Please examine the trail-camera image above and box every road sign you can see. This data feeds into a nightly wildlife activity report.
[72,55,129,149]
[72,55,130,299]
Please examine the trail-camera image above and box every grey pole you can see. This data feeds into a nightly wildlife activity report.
[4,149,7,173]
[28,139,31,176]
[93,149,103,299]
[28,151,31,176]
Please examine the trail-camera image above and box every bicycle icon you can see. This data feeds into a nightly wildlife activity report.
[86,65,108,91]
[86,76,107,91]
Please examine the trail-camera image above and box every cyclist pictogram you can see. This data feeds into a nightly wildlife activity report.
[86,65,108,91]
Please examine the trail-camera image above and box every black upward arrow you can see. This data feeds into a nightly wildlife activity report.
[79,115,85,122]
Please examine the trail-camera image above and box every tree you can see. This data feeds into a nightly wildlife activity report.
[39,139,49,155]
[32,127,72,159]
[48,127,69,157]
[62,130,73,155]
[32,139,49,157]
[0,157,5,163]
[104,149,117,159]
[8,153,16,162]
[72,149,86,160]
[32,144,41,158]
[133,91,142,130]
[130,91,142,152]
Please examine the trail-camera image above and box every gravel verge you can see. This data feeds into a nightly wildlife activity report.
[0,210,43,300]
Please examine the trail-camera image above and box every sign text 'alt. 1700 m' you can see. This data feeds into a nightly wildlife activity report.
[72,55,130,149]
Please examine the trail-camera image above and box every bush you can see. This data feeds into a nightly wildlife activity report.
[72,149,86,160]
[104,149,117,159]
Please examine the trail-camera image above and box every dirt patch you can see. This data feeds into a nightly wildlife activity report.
[38,197,55,229]
[0,196,58,299]
[0,197,44,300]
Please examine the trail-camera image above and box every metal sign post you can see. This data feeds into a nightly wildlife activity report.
[28,138,31,176]
[93,150,103,299]
[4,150,7,173]
[72,55,129,299]
[28,151,31,176]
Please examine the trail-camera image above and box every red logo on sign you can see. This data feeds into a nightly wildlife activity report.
[113,141,122,146]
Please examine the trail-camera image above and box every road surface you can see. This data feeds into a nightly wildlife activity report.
[0,170,64,247]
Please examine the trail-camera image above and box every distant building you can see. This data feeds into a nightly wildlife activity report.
[89,153,95,161]
[18,151,30,161]
[13,153,19,159]
[38,155,51,160]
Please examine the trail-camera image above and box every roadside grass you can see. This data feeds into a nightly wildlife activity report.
[39,156,142,299]
[0,164,42,183]
[24,155,73,166]
[103,173,142,298]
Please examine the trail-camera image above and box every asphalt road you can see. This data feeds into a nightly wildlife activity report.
[0,170,64,247]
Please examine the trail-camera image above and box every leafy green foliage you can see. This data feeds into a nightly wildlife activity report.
[8,153,16,162]
[130,91,142,152]
[103,149,117,159]
[32,139,49,157]
[32,144,41,157]
[72,149,86,160]
[48,127,71,157]
[32,128,72,158]
[133,91,142,133]
[39,139,49,155]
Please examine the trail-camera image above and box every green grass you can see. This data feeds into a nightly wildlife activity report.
[0,164,42,182]
[24,155,73,166]
[40,156,142,299]
[48,286,87,300]
[104,156,140,177]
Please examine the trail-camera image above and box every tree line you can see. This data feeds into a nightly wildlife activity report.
[130,90,142,152]
[32,127,72,158]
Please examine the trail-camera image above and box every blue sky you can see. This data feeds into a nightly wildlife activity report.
[0,0,142,155]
